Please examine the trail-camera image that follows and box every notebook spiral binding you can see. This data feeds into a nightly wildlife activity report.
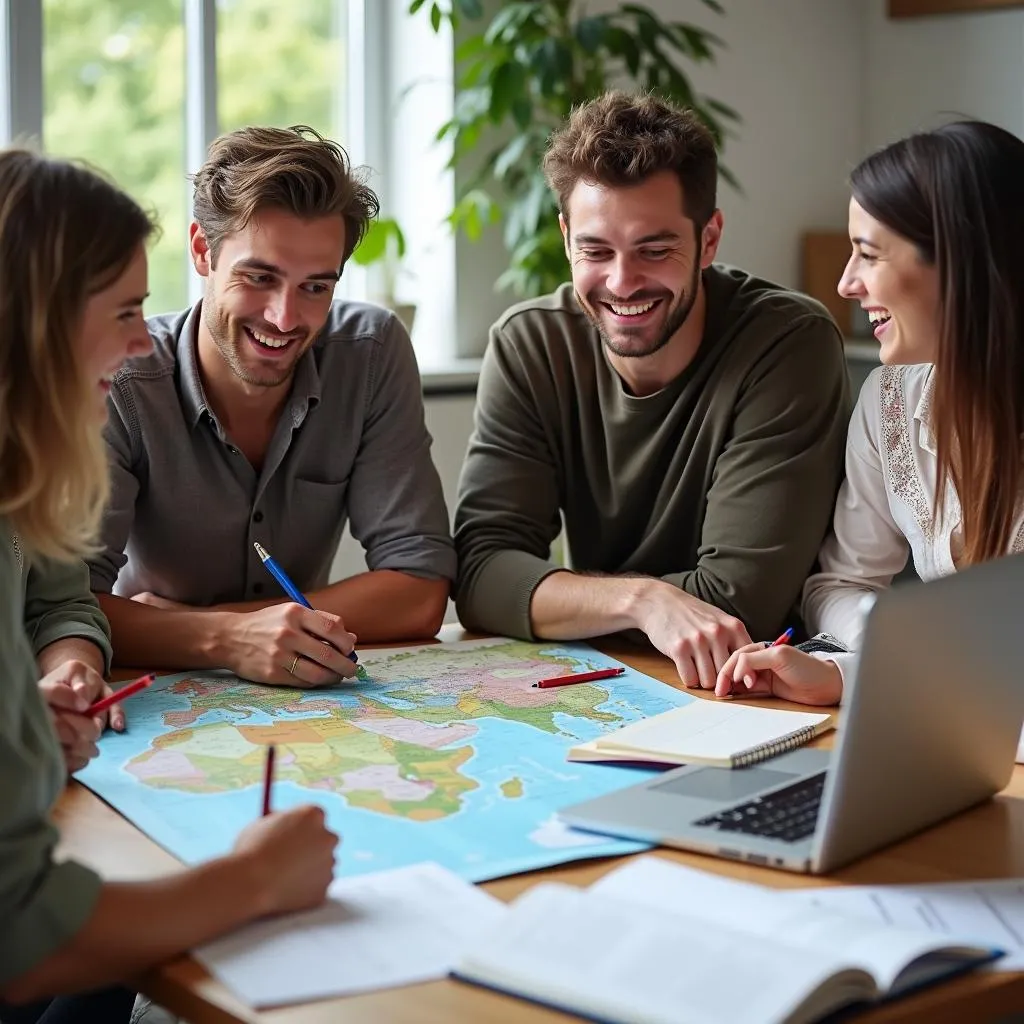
[731,726,818,768]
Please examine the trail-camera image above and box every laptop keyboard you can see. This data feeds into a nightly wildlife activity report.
[692,771,827,843]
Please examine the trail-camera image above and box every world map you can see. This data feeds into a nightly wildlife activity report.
[79,638,694,881]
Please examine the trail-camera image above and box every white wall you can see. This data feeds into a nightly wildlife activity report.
[862,0,1024,148]
[670,0,864,288]
[451,0,865,355]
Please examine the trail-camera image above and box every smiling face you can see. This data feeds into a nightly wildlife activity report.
[838,198,941,365]
[78,243,152,417]
[191,206,345,392]
[561,170,721,362]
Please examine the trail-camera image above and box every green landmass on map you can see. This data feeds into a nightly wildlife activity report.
[124,640,625,822]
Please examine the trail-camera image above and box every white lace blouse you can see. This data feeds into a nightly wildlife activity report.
[802,363,1024,648]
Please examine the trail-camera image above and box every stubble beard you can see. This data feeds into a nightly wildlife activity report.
[204,300,299,388]
[582,258,702,360]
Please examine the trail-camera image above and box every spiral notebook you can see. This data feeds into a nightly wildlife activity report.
[567,701,833,768]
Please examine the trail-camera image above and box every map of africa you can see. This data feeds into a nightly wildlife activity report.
[79,638,695,881]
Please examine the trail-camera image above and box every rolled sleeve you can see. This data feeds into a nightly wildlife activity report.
[345,318,456,582]
[24,558,113,674]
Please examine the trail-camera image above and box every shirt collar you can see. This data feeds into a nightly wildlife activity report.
[177,301,323,430]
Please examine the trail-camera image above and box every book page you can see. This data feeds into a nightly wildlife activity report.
[786,879,1024,972]
[457,882,862,1024]
[593,702,831,764]
[590,857,998,990]
[195,862,505,1007]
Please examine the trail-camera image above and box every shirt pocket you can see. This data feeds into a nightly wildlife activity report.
[290,477,350,538]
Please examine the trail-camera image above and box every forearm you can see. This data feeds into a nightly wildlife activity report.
[3,856,264,1004]
[214,571,449,642]
[529,572,668,640]
[97,593,235,670]
[36,638,106,678]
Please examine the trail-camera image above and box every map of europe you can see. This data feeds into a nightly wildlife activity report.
[79,638,695,881]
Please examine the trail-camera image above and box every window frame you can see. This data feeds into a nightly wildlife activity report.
[0,0,379,306]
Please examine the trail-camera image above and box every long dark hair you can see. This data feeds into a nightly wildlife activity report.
[850,121,1024,566]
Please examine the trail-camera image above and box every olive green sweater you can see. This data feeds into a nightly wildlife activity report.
[454,266,851,640]
[0,523,112,987]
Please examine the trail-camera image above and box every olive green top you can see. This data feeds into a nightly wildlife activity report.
[455,266,851,640]
[0,521,112,986]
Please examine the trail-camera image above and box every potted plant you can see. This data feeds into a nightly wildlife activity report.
[410,0,740,298]
[350,216,417,334]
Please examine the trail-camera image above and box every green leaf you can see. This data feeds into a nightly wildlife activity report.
[488,61,525,125]
[574,15,607,54]
[455,0,484,17]
[484,3,535,46]
[350,217,406,267]
[430,2,442,32]
[705,96,741,123]
[701,0,726,14]
[408,0,428,13]
[493,133,531,182]
[511,95,533,130]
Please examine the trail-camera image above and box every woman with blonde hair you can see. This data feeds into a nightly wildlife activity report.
[0,150,338,1024]
[714,120,1024,704]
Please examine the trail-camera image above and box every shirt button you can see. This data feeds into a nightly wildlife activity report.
[253,510,264,523]
[253,582,264,595]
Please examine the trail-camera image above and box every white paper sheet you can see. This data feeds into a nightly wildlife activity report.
[589,856,1009,987]
[194,861,506,1007]
[786,879,1024,972]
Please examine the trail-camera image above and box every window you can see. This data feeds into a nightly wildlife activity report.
[4,0,359,317]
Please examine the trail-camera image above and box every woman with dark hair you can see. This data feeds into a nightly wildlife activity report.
[0,149,338,1023]
[714,120,1024,704]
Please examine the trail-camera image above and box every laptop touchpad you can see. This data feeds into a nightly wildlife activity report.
[651,766,797,801]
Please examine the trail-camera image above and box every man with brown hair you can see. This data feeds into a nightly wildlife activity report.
[90,125,454,687]
[455,92,849,690]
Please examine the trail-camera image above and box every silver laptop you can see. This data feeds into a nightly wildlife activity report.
[560,553,1024,874]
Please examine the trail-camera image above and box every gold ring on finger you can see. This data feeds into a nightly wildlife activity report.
[288,654,300,676]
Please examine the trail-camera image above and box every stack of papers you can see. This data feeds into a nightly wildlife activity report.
[194,862,504,1007]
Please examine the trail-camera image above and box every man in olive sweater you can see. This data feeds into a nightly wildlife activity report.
[454,92,850,691]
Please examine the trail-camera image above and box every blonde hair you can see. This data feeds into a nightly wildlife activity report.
[191,125,379,268]
[0,149,155,561]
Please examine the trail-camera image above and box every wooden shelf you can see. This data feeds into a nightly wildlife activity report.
[890,0,1024,17]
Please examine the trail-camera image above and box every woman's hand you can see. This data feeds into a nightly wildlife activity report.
[714,643,843,706]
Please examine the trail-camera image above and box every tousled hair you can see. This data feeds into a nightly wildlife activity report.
[0,149,155,561]
[543,91,717,228]
[851,120,1024,566]
[191,125,379,268]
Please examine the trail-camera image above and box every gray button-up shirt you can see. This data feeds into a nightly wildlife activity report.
[89,301,456,605]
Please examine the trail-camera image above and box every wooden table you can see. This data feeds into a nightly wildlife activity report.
[54,633,1024,1023]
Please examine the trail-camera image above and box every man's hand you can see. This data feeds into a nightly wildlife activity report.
[131,591,188,611]
[38,659,123,774]
[634,583,751,690]
[226,604,359,687]
[715,643,843,705]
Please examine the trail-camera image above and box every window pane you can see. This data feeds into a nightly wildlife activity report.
[43,1,188,317]
[217,0,347,142]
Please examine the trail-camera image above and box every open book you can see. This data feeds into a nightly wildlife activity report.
[568,700,833,768]
[453,857,1002,1024]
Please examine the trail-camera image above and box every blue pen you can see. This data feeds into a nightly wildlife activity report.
[253,541,359,664]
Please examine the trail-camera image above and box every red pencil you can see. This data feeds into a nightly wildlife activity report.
[769,627,794,648]
[261,745,276,816]
[533,666,625,689]
[86,673,155,716]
